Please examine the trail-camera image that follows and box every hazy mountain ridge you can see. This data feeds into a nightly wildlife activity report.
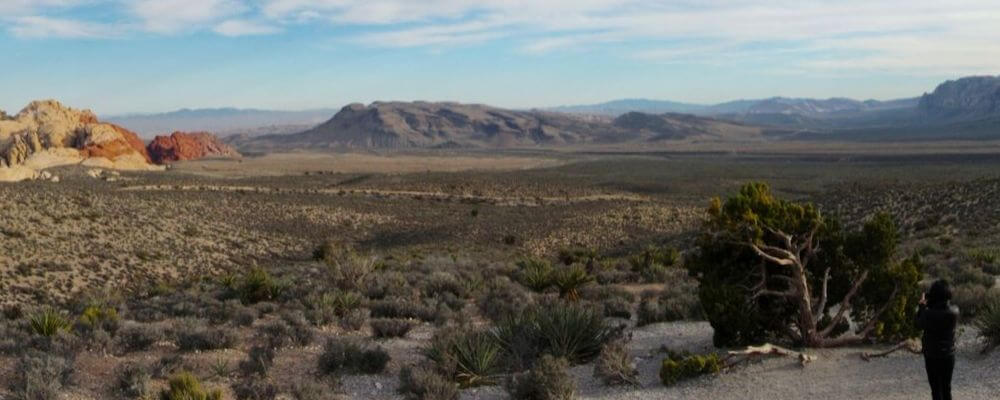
[106,108,336,138]
[229,101,777,151]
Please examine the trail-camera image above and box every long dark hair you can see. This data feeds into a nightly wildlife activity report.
[927,279,953,305]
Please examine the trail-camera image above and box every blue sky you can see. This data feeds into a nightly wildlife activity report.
[0,0,998,115]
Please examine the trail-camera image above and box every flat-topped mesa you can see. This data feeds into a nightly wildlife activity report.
[0,99,162,182]
[147,131,241,163]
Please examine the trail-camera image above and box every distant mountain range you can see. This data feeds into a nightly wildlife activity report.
[104,75,1000,149]
[227,101,787,151]
[549,96,920,122]
[105,108,336,138]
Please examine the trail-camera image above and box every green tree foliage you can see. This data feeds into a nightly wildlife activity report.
[686,182,922,347]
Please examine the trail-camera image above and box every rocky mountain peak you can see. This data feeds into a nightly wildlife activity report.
[917,75,1000,121]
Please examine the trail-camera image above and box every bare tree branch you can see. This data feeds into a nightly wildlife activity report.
[813,267,831,316]
[820,270,870,337]
[749,244,797,267]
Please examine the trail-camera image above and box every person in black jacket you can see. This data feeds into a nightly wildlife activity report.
[916,279,959,400]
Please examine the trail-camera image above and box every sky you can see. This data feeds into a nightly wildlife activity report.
[0,0,998,116]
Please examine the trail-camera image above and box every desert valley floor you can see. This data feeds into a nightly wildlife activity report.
[1,150,999,399]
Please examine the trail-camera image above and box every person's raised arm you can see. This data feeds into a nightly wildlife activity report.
[915,292,928,330]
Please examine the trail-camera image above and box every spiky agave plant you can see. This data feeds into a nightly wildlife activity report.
[517,258,554,292]
[28,308,72,337]
[552,265,594,301]
[975,297,1000,354]
[493,302,621,367]
[426,328,504,387]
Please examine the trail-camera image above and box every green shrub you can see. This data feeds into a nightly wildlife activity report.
[28,308,72,337]
[159,371,222,400]
[371,319,415,339]
[113,362,151,399]
[974,297,1000,354]
[628,245,680,282]
[230,267,288,305]
[659,353,722,386]
[317,338,390,375]
[516,259,555,292]
[426,328,504,387]
[78,305,120,334]
[506,355,575,400]
[305,290,362,325]
[551,265,594,301]
[593,340,638,386]
[398,366,459,400]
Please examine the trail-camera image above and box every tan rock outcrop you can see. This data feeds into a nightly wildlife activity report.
[0,100,163,182]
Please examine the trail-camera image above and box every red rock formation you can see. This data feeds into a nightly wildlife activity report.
[79,124,152,163]
[147,131,240,164]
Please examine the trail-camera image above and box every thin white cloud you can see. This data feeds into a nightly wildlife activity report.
[4,0,1000,75]
[214,20,281,37]
[9,16,117,38]
[128,0,246,34]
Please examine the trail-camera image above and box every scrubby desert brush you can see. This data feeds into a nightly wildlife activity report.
[371,318,415,338]
[175,319,238,351]
[113,362,151,399]
[974,297,1000,354]
[398,366,460,400]
[426,327,504,387]
[9,352,76,400]
[326,249,379,290]
[594,339,639,386]
[317,338,390,375]
[116,323,162,353]
[232,379,279,400]
[506,355,575,400]
[160,371,223,400]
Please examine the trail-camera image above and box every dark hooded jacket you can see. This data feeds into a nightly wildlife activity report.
[915,302,959,359]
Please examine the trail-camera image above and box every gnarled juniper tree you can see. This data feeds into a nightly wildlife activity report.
[687,182,922,348]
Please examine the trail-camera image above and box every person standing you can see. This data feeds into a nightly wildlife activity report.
[916,279,960,400]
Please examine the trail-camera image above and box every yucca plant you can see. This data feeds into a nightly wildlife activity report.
[975,297,1000,354]
[28,308,72,337]
[494,302,621,367]
[426,328,504,387]
[517,259,554,292]
[551,265,594,301]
